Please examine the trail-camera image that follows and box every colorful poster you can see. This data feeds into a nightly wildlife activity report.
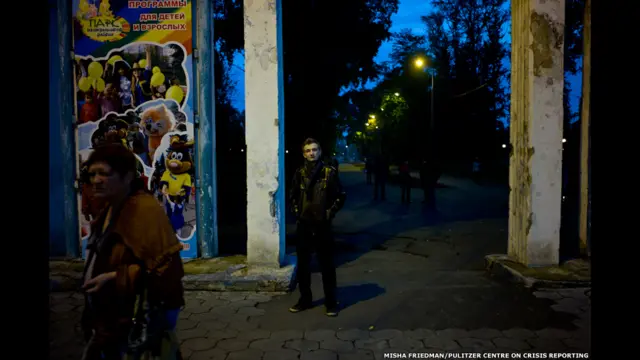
[72,0,197,259]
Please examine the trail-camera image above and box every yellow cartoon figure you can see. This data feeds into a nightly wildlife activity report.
[77,0,90,19]
[99,0,113,17]
[160,135,194,234]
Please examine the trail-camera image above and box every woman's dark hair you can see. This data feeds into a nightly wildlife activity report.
[85,144,146,192]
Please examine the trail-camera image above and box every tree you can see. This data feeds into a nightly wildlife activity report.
[378,92,410,159]
[406,0,510,169]
[213,0,246,228]
[563,0,585,130]
[282,0,399,176]
[387,29,426,70]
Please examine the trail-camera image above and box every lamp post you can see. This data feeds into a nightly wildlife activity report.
[415,57,438,209]
[414,58,435,137]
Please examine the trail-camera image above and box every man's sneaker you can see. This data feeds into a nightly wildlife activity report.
[325,304,339,317]
[288,301,312,313]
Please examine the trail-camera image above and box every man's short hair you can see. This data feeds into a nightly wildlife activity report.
[301,138,321,151]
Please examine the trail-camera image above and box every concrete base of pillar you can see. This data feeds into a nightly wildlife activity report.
[49,255,298,293]
[485,254,590,290]
[182,255,297,292]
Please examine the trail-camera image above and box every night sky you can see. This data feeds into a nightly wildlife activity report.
[229,0,582,124]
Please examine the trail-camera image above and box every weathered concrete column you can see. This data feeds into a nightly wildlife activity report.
[508,0,565,266]
[579,0,591,257]
[244,0,286,267]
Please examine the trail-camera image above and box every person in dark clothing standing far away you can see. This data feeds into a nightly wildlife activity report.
[364,157,373,185]
[373,155,388,201]
[471,157,481,184]
[419,155,441,209]
[289,138,346,317]
[399,160,412,203]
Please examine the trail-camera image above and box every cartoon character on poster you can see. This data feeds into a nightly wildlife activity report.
[140,104,175,163]
[159,135,195,237]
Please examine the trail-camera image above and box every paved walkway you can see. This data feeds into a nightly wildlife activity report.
[50,288,590,359]
[49,164,590,359]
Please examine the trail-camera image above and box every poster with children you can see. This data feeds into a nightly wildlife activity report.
[72,0,198,259]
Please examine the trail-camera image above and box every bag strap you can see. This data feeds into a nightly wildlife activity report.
[132,265,149,323]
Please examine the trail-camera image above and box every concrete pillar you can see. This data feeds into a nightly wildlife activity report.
[244,0,286,267]
[579,0,591,257]
[508,0,565,266]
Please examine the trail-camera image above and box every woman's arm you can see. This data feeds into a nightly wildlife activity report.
[114,263,142,294]
[83,271,117,293]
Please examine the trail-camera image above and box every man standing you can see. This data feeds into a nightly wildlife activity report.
[373,155,388,201]
[289,138,346,316]
[364,157,373,185]
[420,154,441,209]
[399,160,412,204]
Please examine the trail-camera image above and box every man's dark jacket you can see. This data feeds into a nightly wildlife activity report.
[289,160,346,223]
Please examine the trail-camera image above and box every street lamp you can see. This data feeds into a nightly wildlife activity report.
[414,57,435,135]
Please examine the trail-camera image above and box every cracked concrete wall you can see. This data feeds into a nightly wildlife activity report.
[509,0,564,266]
[244,0,285,267]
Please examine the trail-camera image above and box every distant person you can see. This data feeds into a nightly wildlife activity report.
[373,155,388,201]
[472,157,481,183]
[420,155,440,209]
[289,138,346,317]
[419,159,430,203]
[364,157,373,185]
[399,160,412,203]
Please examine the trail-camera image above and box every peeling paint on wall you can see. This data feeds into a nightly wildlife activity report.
[267,0,276,13]
[268,188,277,218]
[530,12,564,77]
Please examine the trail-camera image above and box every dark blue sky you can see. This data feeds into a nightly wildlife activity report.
[230,0,581,123]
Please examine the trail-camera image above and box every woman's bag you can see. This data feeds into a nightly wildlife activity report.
[123,273,182,360]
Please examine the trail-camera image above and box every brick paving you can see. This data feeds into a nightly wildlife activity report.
[49,169,590,359]
[49,288,590,359]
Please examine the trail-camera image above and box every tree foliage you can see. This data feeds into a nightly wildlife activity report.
[282,0,399,174]
[341,0,512,167]
[563,0,586,127]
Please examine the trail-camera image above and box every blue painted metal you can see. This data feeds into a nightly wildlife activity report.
[193,0,218,258]
[50,0,80,258]
[276,0,286,265]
